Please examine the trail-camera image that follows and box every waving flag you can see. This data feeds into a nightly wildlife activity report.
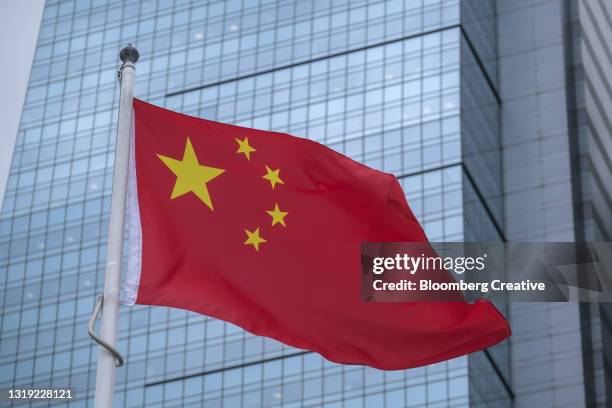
[123,99,510,370]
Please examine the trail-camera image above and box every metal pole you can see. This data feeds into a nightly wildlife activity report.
[93,44,138,408]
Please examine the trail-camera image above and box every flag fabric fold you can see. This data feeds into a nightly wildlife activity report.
[123,99,510,370]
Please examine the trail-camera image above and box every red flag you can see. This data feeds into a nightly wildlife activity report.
[124,99,510,370]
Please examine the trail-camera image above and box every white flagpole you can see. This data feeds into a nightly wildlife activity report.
[93,44,138,408]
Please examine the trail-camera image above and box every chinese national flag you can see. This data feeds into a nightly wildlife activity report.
[123,99,510,370]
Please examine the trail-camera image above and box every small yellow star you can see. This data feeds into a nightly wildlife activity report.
[262,165,284,189]
[157,138,225,210]
[244,228,266,251]
[235,137,256,160]
[266,203,288,227]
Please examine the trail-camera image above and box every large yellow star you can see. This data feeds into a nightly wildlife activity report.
[244,227,266,251]
[157,138,225,210]
[235,137,256,160]
[266,203,288,227]
[262,165,284,189]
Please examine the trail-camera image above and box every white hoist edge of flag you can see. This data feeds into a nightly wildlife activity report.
[122,109,142,306]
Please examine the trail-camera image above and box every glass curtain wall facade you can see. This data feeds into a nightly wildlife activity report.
[0,0,510,407]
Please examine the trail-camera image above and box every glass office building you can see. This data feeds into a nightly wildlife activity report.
[0,0,511,406]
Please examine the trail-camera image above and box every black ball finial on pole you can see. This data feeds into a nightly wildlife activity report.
[120,43,139,63]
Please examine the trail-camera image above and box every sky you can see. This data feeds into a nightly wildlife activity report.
[0,0,45,204]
